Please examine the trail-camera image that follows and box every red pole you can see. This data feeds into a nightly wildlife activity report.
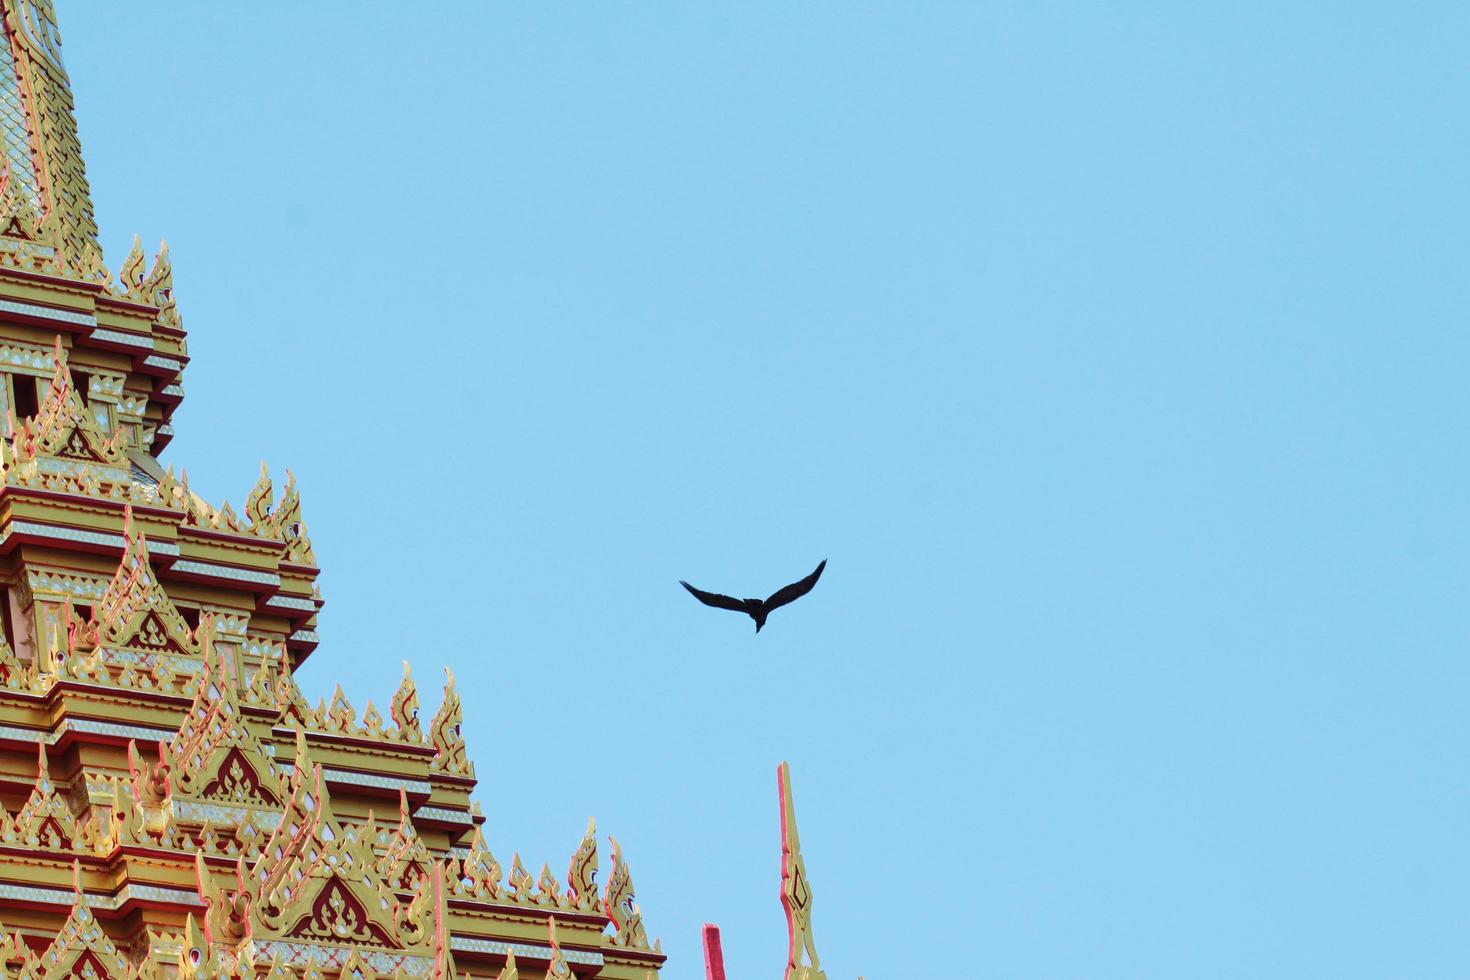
[702,923,727,980]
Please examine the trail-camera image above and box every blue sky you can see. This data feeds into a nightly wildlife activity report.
[67,3,1467,977]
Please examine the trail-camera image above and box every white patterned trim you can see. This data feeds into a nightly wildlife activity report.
[58,717,178,742]
[322,768,432,795]
[415,805,475,826]
[450,937,604,967]
[160,384,184,397]
[0,298,94,327]
[170,560,280,587]
[0,340,54,374]
[33,457,131,483]
[246,942,432,975]
[264,595,317,612]
[142,355,182,372]
[288,629,319,643]
[0,881,202,909]
[1,520,178,556]
[27,571,108,600]
[5,520,121,549]
[91,327,152,349]
[172,800,283,829]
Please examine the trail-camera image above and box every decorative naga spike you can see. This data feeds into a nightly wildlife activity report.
[389,660,422,741]
[507,852,533,901]
[779,762,827,980]
[243,461,273,530]
[604,835,649,949]
[536,862,561,908]
[496,948,520,980]
[361,698,383,733]
[566,816,598,911]
[33,740,52,793]
[177,912,213,978]
[458,825,503,899]
[427,666,472,777]
[146,239,180,326]
[327,683,356,730]
[261,955,292,980]
[545,917,574,980]
[127,738,169,804]
[77,239,110,286]
[118,234,146,298]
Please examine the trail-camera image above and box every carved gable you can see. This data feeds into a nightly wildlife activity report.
[34,865,131,980]
[166,648,284,810]
[85,514,200,658]
[13,339,127,467]
[250,742,433,958]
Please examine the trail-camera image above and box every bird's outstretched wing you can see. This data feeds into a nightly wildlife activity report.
[680,581,747,612]
[765,559,826,610]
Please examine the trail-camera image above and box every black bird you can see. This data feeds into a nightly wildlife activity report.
[680,560,827,633]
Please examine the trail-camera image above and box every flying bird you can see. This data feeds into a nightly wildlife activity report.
[680,560,827,633]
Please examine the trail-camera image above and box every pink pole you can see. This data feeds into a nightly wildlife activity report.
[702,923,727,980]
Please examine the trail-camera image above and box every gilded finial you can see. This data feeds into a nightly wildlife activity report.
[779,761,826,980]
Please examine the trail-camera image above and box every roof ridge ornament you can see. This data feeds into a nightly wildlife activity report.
[779,761,828,980]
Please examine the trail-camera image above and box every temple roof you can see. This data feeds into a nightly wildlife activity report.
[0,0,96,259]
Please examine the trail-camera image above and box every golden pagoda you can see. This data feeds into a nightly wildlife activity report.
[0,2,667,976]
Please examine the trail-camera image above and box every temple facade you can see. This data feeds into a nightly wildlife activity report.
[0,3,844,978]
[0,2,667,977]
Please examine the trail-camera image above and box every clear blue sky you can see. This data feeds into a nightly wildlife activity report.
[66,3,1467,977]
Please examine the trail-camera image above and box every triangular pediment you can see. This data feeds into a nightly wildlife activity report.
[164,649,285,815]
[34,864,131,980]
[1,744,77,851]
[11,339,128,468]
[86,514,200,658]
[249,741,434,955]
[284,875,397,947]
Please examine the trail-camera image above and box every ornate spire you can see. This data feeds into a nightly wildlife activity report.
[0,0,99,262]
[779,762,826,980]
